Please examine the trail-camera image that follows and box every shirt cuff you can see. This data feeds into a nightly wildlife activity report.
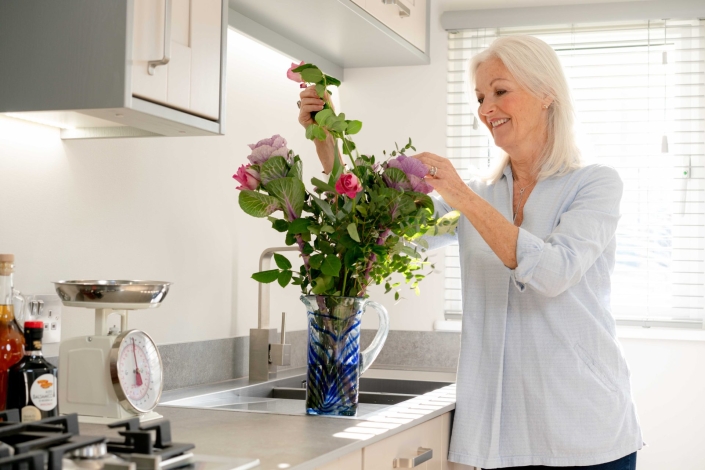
[511,228,545,292]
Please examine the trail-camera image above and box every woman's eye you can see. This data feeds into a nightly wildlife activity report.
[496,89,506,96]
[477,97,484,104]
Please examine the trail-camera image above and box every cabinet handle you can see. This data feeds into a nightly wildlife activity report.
[148,0,172,75]
[392,447,433,468]
[382,0,411,18]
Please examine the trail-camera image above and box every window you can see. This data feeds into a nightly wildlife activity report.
[446,20,705,328]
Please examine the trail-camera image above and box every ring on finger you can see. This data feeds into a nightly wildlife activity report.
[297,100,301,109]
[428,166,438,177]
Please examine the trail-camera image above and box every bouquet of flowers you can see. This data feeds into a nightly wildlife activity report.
[233,62,457,299]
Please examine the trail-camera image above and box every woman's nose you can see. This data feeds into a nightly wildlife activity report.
[479,100,494,116]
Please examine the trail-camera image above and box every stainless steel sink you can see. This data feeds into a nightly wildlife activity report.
[159,368,455,418]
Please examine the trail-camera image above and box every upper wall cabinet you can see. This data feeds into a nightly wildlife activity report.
[229,0,429,75]
[0,0,227,139]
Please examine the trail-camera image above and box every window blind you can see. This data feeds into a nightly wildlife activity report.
[445,19,705,327]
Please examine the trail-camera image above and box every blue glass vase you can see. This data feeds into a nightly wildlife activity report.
[301,295,389,416]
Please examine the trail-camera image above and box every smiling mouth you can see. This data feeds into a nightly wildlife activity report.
[491,118,510,129]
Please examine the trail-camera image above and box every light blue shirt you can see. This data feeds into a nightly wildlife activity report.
[430,163,643,468]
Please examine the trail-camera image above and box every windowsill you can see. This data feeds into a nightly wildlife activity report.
[434,321,705,342]
[616,326,705,342]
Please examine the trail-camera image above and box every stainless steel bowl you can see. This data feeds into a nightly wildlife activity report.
[53,280,171,309]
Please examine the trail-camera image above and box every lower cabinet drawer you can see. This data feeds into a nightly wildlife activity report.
[363,414,447,469]
[316,449,362,470]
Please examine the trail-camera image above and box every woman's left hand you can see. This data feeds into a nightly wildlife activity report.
[412,152,475,211]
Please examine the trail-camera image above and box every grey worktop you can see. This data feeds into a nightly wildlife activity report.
[79,369,456,470]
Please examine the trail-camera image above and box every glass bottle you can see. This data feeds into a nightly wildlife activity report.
[0,254,25,410]
[7,321,58,421]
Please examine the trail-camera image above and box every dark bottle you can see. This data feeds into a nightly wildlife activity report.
[7,321,58,421]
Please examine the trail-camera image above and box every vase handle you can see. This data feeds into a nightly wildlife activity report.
[360,300,390,374]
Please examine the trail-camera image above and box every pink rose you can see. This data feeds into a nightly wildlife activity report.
[233,164,260,191]
[247,134,290,165]
[335,173,362,198]
[287,61,305,83]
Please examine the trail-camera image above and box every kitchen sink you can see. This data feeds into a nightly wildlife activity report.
[159,368,455,418]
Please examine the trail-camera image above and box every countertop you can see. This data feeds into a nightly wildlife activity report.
[79,369,457,470]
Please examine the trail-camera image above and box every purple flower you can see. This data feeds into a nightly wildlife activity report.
[384,154,433,194]
[247,135,290,165]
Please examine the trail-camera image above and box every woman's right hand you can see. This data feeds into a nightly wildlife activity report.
[298,85,338,174]
[298,85,325,128]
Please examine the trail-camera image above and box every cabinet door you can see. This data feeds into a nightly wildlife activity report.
[132,0,221,120]
[316,449,362,470]
[363,414,445,470]
[132,0,191,110]
[362,0,426,52]
[189,0,222,120]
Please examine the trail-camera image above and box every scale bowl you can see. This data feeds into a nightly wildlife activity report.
[53,280,171,309]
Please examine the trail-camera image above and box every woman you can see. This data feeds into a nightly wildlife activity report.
[298,35,643,469]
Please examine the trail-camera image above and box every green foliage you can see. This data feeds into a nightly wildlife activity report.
[237,62,459,298]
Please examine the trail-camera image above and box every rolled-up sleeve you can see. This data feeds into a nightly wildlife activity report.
[511,165,623,297]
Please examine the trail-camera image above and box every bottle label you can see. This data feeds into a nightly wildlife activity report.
[30,373,57,411]
[21,406,41,422]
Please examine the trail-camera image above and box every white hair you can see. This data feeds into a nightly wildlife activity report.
[470,35,582,183]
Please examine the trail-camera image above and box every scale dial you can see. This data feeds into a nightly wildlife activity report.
[109,330,163,414]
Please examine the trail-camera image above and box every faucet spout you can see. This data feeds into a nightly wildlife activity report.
[250,246,298,383]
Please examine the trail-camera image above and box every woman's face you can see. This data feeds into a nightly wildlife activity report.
[474,58,548,159]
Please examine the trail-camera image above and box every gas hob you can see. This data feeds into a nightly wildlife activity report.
[0,410,259,470]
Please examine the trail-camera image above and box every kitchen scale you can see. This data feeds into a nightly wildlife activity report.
[54,280,171,425]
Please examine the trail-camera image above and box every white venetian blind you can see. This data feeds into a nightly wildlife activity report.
[446,20,705,327]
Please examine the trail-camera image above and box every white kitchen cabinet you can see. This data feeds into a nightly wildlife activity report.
[0,0,227,139]
[359,0,427,52]
[228,0,429,73]
[314,412,453,470]
[364,413,446,469]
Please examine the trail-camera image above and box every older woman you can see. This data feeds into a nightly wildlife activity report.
[299,35,643,470]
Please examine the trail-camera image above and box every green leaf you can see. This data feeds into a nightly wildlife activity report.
[266,177,306,221]
[287,156,303,180]
[324,75,341,86]
[305,123,316,140]
[346,120,362,135]
[252,269,280,283]
[315,83,327,99]
[309,253,324,269]
[271,219,289,232]
[315,108,334,127]
[320,255,342,276]
[288,218,311,234]
[292,63,316,72]
[278,270,293,287]
[311,177,337,193]
[314,126,327,141]
[273,253,292,270]
[260,156,289,185]
[321,225,335,233]
[383,167,408,188]
[329,145,344,185]
[346,223,361,243]
[330,120,347,133]
[311,275,332,294]
[300,67,323,83]
[310,195,336,222]
[238,191,281,218]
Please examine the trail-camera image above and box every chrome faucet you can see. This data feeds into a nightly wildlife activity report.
[249,246,296,382]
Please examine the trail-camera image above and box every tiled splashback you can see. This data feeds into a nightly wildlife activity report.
[47,330,461,391]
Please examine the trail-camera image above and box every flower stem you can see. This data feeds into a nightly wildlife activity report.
[295,234,313,287]
[357,228,391,297]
